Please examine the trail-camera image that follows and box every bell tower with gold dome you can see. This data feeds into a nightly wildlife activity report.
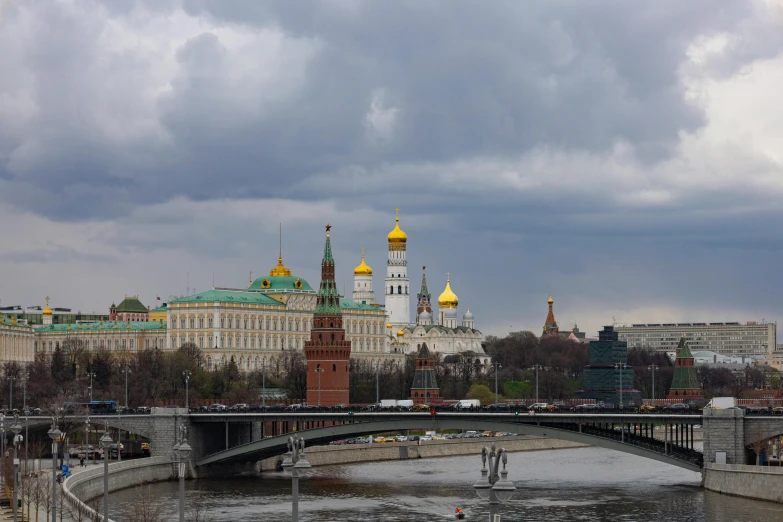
[385,208,410,329]
[352,247,376,305]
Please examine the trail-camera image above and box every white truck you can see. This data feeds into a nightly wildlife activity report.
[452,399,481,409]
[380,399,414,410]
[705,397,736,409]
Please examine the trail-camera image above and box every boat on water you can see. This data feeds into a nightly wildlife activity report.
[455,508,466,519]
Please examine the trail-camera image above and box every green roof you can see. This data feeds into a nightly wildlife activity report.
[339,298,380,312]
[172,289,284,306]
[35,321,167,333]
[114,297,148,313]
[676,338,694,359]
[403,324,482,335]
[248,276,315,293]
[149,304,168,313]
[0,316,31,329]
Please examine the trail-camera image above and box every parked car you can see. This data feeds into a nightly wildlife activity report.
[229,403,248,412]
[572,404,597,411]
[419,435,433,441]
[412,403,431,412]
[408,435,420,442]
[208,404,228,412]
[373,436,387,443]
[395,435,407,442]
[664,403,689,410]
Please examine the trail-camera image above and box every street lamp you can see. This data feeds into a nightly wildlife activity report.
[473,443,516,520]
[100,429,113,522]
[48,421,62,522]
[183,371,192,410]
[648,364,659,406]
[314,367,324,407]
[87,371,96,402]
[173,424,191,522]
[260,361,266,407]
[0,414,4,487]
[281,434,311,522]
[12,416,22,522]
[615,363,628,409]
[375,364,380,405]
[491,363,502,405]
[531,365,543,404]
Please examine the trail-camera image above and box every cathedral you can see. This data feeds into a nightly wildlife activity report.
[351,209,486,361]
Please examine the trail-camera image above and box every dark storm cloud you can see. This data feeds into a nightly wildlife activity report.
[0,0,762,220]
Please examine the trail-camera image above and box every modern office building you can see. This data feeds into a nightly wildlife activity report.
[614,322,776,357]
[579,326,641,406]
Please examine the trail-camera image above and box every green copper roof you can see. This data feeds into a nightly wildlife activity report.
[0,316,30,329]
[248,276,315,292]
[172,289,284,306]
[315,230,341,315]
[339,298,380,312]
[411,342,438,390]
[670,338,701,390]
[676,338,694,359]
[35,321,167,333]
[114,297,148,313]
[149,304,168,313]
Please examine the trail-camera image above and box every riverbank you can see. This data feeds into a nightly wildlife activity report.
[703,463,783,504]
[257,435,587,471]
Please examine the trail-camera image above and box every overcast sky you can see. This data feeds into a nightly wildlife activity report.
[1,0,782,338]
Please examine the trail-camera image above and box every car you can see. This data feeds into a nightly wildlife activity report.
[412,403,431,412]
[395,435,407,442]
[638,404,656,413]
[528,403,549,411]
[486,403,510,412]
[573,404,597,411]
[419,435,433,441]
[141,442,150,456]
[373,436,387,443]
[229,403,248,412]
[665,403,689,410]
[135,406,151,414]
[481,431,493,437]
[464,431,480,438]
[772,407,783,415]
[408,435,420,442]
[493,432,505,437]
[208,404,228,412]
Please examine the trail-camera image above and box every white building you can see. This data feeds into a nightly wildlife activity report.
[614,321,777,357]
[352,247,376,305]
[384,208,411,330]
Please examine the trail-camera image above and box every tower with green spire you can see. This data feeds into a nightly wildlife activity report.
[416,265,432,318]
[409,340,443,405]
[304,224,351,406]
[667,336,704,401]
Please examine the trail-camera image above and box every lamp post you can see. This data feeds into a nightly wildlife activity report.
[48,421,62,522]
[473,442,516,521]
[12,416,21,522]
[375,364,380,405]
[100,428,113,522]
[315,368,324,407]
[491,363,502,405]
[87,371,96,402]
[531,364,543,404]
[183,370,191,410]
[123,366,131,409]
[9,375,15,412]
[615,363,628,409]
[173,424,191,522]
[281,434,311,522]
[260,361,266,407]
[648,364,659,406]
[0,414,4,487]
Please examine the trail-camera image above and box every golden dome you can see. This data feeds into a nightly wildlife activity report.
[438,274,459,309]
[43,296,53,316]
[548,294,554,305]
[354,247,373,276]
[387,208,407,244]
[396,329,405,337]
[386,322,392,329]
[269,256,292,277]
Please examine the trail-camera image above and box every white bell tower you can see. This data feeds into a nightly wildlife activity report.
[385,208,410,329]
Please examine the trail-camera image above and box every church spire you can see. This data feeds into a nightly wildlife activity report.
[542,294,559,337]
[416,265,432,316]
[315,224,340,315]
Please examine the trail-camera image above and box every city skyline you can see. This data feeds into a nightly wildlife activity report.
[1,1,782,339]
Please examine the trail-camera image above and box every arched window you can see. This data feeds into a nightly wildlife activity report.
[398,285,402,294]
[390,286,393,294]
[332,363,337,372]
[208,316,213,328]
[220,317,224,328]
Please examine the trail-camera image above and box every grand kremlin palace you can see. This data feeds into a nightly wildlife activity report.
[6,213,486,371]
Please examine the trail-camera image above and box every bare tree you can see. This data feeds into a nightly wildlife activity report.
[186,490,210,522]
[121,485,167,522]
[748,424,769,466]
[42,475,53,522]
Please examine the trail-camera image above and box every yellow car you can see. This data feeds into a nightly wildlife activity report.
[494,432,505,437]
[412,403,431,412]
[481,431,493,437]
[373,437,387,443]
[637,405,656,413]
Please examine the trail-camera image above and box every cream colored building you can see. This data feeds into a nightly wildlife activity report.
[0,316,35,365]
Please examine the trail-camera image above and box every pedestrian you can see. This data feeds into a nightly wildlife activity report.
[80,456,85,467]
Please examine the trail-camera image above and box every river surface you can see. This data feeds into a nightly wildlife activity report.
[110,446,783,521]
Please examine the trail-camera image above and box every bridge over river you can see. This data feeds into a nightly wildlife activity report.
[18,407,782,474]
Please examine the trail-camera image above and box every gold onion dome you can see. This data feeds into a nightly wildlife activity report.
[387,208,407,244]
[43,296,53,316]
[396,329,405,337]
[354,247,373,276]
[269,256,292,277]
[386,322,392,329]
[438,275,459,309]
[548,295,554,304]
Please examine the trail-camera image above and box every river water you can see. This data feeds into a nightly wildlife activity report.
[110,446,783,521]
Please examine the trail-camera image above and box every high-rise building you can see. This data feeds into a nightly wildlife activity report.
[580,326,641,406]
[304,225,351,406]
[614,322,776,357]
[385,208,410,330]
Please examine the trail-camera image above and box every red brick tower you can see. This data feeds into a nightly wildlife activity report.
[304,224,351,406]
[542,294,559,337]
[409,341,443,405]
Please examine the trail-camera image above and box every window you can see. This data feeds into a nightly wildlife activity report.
[208,316,213,328]
[266,336,270,349]
[199,317,204,328]
[251,337,255,349]
[266,318,271,330]
[220,335,224,347]
[398,285,402,294]
[273,318,278,330]
[171,316,177,329]
[251,318,255,330]
[189,318,195,329]
[228,337,233,348]
[288,319,293,331]
[390,286,393,294]
[180,318,185,329]
[244,318,248,329]
[295,319,300,332]
[243,336,247,348]
[273,338,278,349]
[332,363,336,372]
[199,336,204,348]
[221,317,225,328]
[228,317,233,329]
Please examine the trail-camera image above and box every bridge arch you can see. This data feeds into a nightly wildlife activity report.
[196,418,701,472]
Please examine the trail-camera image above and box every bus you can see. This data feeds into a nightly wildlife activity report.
[63,400,118,415]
